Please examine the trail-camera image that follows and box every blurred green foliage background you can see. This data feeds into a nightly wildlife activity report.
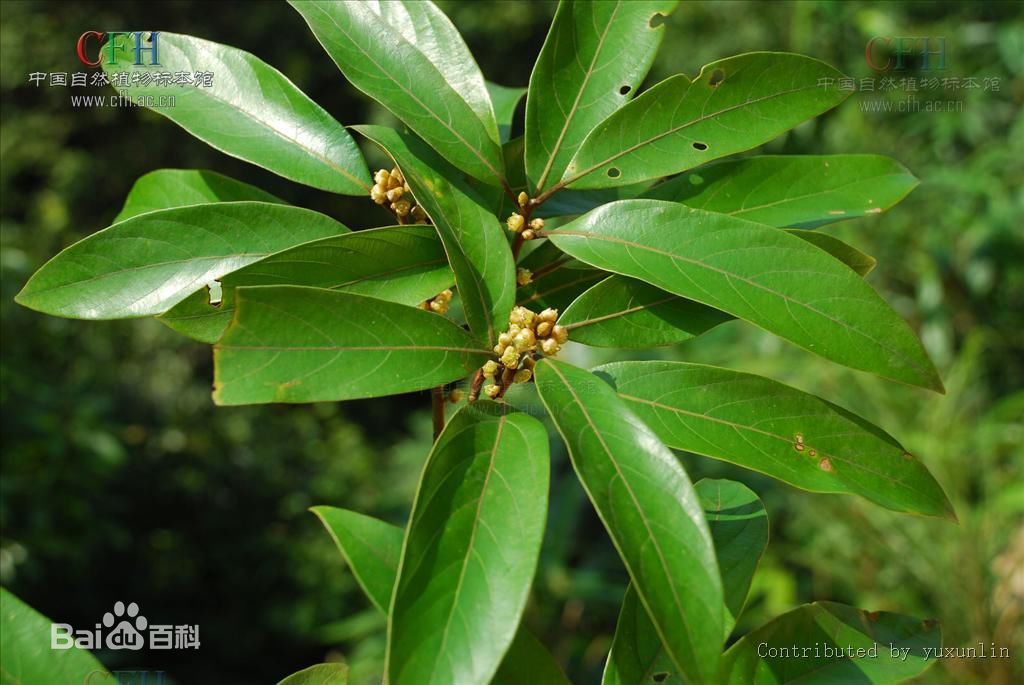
[1,1,1022,683]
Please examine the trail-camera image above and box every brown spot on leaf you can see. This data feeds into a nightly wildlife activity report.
[818,458,833,472]
[709,69,725,87]
[902,451,914,460]
[809,449,817,457]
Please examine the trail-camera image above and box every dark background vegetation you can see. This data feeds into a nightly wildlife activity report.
[1,1,1022,683]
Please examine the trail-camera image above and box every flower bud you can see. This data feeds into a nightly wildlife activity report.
[498,332,513,347]
[506,213,525,233]
[541,338,560,356]
[521,229,535,241]
[508,305,534,327]
[516,268,533,286]
[493,343,505,355]
[517,191,529,207]
[513,368,533,384]
[513,328,536,352]
[522,356,536,370]
[552,325,569,344]
[528,218,544,231]
[374,169,390,186]
[539,308,558,323]
[403,183,411,193]
[386,187,404,203]
[390,167,404,185]
[482,360,499,378]
[392,199,411,217]
[411,205,427,222]
[370,185,388,205]
[448,388,464,403]
[500,346,520,368]
[536,321,553,338]
[484,384,501,399]
[439,289,453,301]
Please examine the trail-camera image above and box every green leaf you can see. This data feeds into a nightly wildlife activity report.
[159,224,452,343]
[276,663,348,685]
[602,480,768,685]
[103,33,369,194]
[601,584,680,685]
[561,53,850,189]
[291,0,504,185]
[644,155,919,228]
[560,276,732,347]
[596,361,954,518]
[15,202,347,320]
[312,508,569,685]
[492,629,572,685]
[549,200,942,391]
[387,402,549,685]
[720,602,941,685]
[311,506,403,614]
[356,125,514,347]
[113,169,284,223]
[534,359,723,685]
[559,231,874,348]
[213,286,489,405]
[525,0,678,192]
[0,587,110,684]
[487,82,527,144]
[695,479,769,633]
[516,241,607,312]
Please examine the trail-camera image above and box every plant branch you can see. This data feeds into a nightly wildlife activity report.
[430,386,445,440]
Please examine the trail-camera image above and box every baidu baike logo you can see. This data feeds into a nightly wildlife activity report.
[51,601,199,651]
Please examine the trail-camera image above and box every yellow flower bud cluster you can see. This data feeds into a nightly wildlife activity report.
[426,289,453,314]
[371,168,427,222]
[516,267,533,286]
[506,213,544,241]
[480,306,568,399]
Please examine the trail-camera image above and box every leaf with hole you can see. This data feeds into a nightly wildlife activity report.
[356,125,514,347]
[720,602,941,684]
[291,0,504,185]
[15,202,347,320]
[561,52,849,189]
[548,200,942,390]
[103,32,369,194]
[113,169,284,223]
[597,361,954,518]
[213,286,489,405]
[535,359,723,685]
[644,155,919,228]
[160,224,452,343]
[526,0,678,192]
[388,402,549,685]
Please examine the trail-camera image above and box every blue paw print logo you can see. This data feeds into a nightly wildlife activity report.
[102,601,147,650]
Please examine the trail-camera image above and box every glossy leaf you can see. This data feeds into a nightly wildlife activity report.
[276,663,348,685]
[291,0,504,185]
[492,629,572,685]
[534,359,723,684]
[487,82,527,144]
[103,32,369,194]
[720,602,941,685]
[645,155,919,228]
[0,588,110,684]
[561,276,732,347]
[696,479,769,633]
[16,202,347,320]
[549,200,942,390]
[562,53,849,189]
[313,507,569,685]
[560,230,874,348]
[113,169,283,223]
[387,402,549,685]
[213,286,489,405]
[526,0,678,192]
[597,361,954,518]
[602,480,767,685]
[356,125,514,347]
[160,224,452,343]
[311,506,403,613]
